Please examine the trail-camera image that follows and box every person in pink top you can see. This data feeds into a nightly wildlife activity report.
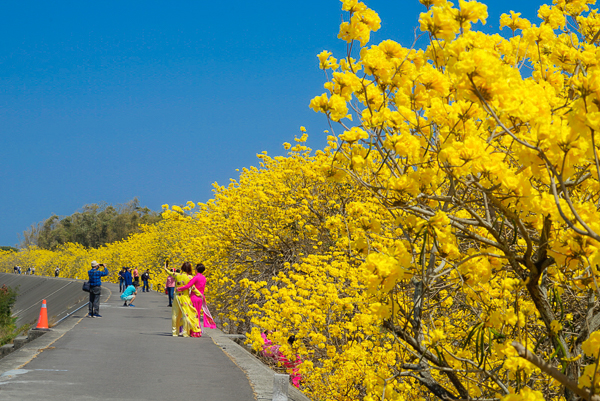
[165,267,176,307]
[176,263,216,335]
[132,267,140,287]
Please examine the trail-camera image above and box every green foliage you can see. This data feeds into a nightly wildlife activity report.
[0,284,17,326]
[0,246,17,252]
[21,198,162,250]
[0,284,18,346]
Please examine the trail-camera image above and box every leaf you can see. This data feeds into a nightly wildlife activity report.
[463,322,483,349]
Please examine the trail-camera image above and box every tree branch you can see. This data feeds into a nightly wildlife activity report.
[512,341,600,401]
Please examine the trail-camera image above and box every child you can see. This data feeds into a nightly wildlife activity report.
[121,283,138,307]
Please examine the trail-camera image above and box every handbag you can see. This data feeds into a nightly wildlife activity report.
[82,281,91,292]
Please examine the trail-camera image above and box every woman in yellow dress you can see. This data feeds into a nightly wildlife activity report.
[162,262,202,337]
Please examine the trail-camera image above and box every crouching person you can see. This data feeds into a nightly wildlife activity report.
[121,283,138,307]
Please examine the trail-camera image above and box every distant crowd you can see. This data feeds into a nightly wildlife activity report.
[12,263,162,290]
[12,265,37,275]
[13,265,62,277]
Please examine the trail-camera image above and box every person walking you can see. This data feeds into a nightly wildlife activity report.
[87,261,109,318]
[141,269,150,292]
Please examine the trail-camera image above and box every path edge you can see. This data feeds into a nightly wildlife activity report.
[207,329,311,401]
[0,309,86,376]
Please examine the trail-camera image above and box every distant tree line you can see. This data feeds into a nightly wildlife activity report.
[0,247,17,252]
[21,198,162,250]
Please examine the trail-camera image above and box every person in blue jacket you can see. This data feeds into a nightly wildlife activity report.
[88,261,109,318]
[123,267,133,288]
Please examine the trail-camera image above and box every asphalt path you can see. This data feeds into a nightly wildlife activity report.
[0,272,89,327]
[0,282,257,401]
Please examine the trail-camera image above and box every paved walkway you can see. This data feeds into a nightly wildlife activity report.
[0,283,256,400]
[0,272,89,327]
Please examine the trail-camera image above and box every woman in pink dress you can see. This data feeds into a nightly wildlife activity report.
[176,263,216,336]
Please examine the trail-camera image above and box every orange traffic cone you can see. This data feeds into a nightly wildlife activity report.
[35,299,50,330]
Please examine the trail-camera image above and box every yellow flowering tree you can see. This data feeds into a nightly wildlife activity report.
[309,0,600,399]
[158,135,372,335]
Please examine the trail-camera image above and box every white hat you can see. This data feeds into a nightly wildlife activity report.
[91,261,99,267]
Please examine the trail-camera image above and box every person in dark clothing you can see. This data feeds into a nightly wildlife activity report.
[141,269,150,292]
[123,267,133,288]
[118,268,126,292]
[87,261,109,318]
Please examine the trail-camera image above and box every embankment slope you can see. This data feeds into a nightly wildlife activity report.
[0,272,89,327]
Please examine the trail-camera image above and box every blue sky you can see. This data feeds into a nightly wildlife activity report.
[0,0,541,247]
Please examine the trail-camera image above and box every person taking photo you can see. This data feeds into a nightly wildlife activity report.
[88,261,109,318]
